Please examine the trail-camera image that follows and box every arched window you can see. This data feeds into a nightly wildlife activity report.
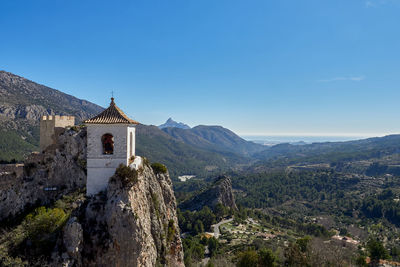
[102,134,114,155]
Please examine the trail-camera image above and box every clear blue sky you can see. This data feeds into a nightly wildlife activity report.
[1,0,399,136]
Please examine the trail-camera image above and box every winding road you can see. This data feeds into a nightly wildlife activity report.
[201,218,234,266]
[212,218,233,239]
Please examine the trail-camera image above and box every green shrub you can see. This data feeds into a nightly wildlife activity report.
[237,250,259,267]
[142,157,150,166]
[115,164,138,186]
[151,192,161,218]
[151,162,167,174]
[167,219,175,242]
[23,207,69,248]
[70,125,80,132]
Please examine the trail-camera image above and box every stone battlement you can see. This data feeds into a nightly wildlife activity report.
[40,115,75,151]
[41,115,75,121]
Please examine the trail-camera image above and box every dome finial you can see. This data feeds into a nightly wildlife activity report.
[110,90,115,104]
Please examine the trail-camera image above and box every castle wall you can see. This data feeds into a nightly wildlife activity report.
[40,115,75,151]
[86,124,136,195]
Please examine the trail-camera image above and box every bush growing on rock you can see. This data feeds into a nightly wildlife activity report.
[115,164,138,186]
[151,162,167,174]
[24,207,69,243]
[167,219,176,242]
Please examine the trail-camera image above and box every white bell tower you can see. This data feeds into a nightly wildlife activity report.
[84,98,139,196]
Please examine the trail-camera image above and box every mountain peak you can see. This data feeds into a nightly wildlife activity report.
[159,118,190,129]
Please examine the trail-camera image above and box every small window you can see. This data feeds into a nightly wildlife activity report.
[102,134,114,155]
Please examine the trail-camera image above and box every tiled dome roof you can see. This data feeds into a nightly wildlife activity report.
[84,98,139,124]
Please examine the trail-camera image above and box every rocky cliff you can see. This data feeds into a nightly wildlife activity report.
[0,126,87,222]
[179,175,237,212]
[52,163,184,267]
[0,127,185,266]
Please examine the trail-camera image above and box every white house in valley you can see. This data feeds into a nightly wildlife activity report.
[84,97,139,195]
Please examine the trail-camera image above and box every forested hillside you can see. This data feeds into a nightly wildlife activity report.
[176,136,400,266]
[136,125,251,179]
[162,125,265,156]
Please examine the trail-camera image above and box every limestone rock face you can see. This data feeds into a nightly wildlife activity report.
[0,127,87,221]
[179,175,238,211]
[54,163,184,267]
[62,217,83,265]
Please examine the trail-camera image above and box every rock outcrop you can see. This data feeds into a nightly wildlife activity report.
[0,127,87,221]
[52,162,184,267]
[179,175,238,212]
[158,118,191,129]
[1,126,185,266]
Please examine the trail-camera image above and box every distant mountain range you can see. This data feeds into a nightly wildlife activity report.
[158,118,191,129]
[253,134,400,169]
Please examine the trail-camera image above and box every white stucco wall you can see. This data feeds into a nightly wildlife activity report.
[87,167,117,195]
[86,124,136,195]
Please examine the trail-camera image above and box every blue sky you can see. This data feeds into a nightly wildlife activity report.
[1,0,399,136]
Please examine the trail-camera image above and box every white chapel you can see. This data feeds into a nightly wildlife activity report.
[84,97,139,195]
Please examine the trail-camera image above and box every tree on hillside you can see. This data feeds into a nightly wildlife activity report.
[367,238,388,266]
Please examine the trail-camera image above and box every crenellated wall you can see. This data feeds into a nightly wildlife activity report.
[40,115,75,151]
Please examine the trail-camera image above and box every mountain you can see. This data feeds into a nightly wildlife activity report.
[136,124,249,179]
[254,134,400,165]
[179,175,237,211]
[158,118,190,129]
[161,125,266,156]
[0,71,103,161]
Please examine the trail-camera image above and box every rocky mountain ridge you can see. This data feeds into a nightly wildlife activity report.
[0,71,103,121]
[179,175,237,212]
[0,71,103,161]
[158,118,190,129]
